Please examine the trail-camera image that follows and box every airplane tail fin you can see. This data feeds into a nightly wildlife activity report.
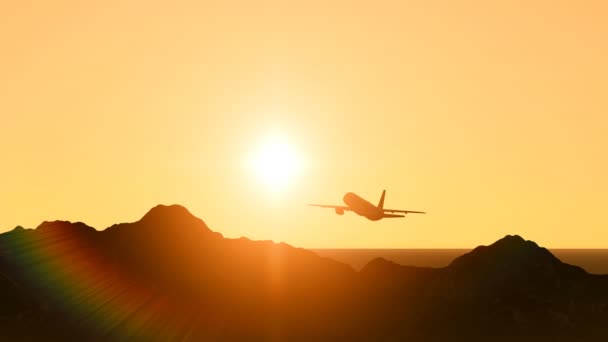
[377,190,386,210]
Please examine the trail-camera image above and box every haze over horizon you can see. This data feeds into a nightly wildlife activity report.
[2,1,608,248]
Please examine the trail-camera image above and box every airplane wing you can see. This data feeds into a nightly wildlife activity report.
[382,209,426,214]
[308,204,350,210]
[382,213,406,218]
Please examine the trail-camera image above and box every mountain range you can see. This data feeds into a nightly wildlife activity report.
[0,205,606,341]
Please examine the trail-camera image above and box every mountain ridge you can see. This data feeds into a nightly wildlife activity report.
[0,205,606,341]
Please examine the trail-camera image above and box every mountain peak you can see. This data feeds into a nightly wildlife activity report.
[498,234,525,243]
[492,234,537,249]
[11,225,26,232]
[140,204,196,223]
[135,204,215,234]
[101,204,218,243]
[447,234,565,280]
[35,220,96,234]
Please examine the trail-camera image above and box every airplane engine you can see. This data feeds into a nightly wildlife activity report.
[335,208,344,215]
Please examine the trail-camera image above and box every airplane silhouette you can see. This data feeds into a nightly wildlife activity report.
[309,190,425,221]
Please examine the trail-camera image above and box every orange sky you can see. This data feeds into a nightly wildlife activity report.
[1,1,607,248]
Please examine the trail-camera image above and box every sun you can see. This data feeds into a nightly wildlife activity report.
[250,136,303,191]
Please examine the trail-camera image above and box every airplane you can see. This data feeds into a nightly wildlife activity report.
[309,190,425,221]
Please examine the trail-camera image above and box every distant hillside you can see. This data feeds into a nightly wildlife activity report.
[314,248,608,274]
[0,205,606,341]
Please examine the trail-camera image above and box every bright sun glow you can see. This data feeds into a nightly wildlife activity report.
[250,136,303,191]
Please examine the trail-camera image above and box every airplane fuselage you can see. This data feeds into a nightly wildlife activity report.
[343,192,384,221]
[309,189,424,221]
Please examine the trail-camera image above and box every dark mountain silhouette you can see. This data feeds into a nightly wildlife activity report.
[0,205,606,341]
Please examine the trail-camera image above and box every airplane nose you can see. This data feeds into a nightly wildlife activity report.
[343,192,354,202]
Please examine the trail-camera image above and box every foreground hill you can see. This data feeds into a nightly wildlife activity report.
[0,205,606,341]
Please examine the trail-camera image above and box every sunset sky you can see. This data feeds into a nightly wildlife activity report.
[1,1,607,248]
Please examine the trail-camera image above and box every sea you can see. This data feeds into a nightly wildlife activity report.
[313,249,608,275]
